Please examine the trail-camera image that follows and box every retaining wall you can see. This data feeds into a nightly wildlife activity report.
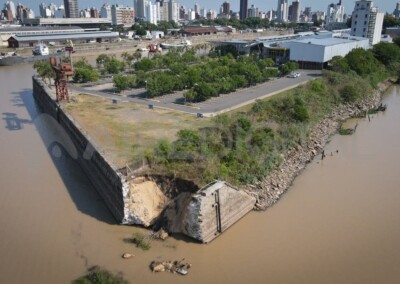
[32,76,125,222]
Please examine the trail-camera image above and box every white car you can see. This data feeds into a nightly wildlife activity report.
[288,72,301,78]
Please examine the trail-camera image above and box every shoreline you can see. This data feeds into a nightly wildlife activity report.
[246,80,393,210]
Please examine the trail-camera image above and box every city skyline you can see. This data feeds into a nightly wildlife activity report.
[2,0,395,17]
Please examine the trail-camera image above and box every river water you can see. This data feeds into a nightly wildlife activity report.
[1,64,400,284]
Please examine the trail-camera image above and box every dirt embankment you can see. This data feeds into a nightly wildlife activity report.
[245,81,392,210]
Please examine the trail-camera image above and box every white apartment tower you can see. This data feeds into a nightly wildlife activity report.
[100,3,111,20]
[277,0,288,22]
[135,0,147,19]
[350,0,384,45]
[326,0,345,23]
[168,0,179,22]
[145,2,158,24]
[111,5,135,27]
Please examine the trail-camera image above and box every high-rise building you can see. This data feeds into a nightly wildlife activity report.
[394,3,400,18]
[240,0,248,19]
[111,5,135,26]
[248,5,258,18]
[288,0,300,23]
[350,0,384,45]
[194,3,200,16]
[304,6,311,18]
[90,7,99,18]
[168,0,179,22]
[64,0,79,18]
[277,0,288,22]
[326,0,345,23]
[136,0,147,19]
[100,3,111,19]
[179,6,185,20]
[222,1,230,15]
[145,2,157,24]
[16,3,34,22]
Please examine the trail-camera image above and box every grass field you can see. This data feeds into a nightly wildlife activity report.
[65,94,210,168]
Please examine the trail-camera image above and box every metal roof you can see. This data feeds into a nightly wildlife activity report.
[9,31,119,42]
[293,36,368,46]
[0,26,83,33]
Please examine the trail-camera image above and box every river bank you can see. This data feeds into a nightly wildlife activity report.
[247,81,393,209]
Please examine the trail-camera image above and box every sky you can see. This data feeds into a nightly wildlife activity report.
[2,0,396,16]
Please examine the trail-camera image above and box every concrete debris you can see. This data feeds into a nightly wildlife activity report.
[123,178,170,227]
[164,181,256,243]
[122,253,134,259]
[150,259,191,275]
[151,228,169,240]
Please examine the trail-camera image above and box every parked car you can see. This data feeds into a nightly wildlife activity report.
[287,72,301,78]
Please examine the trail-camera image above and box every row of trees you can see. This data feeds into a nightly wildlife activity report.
[110,46,284,99]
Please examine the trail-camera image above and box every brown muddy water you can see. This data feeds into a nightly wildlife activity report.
[1,64,400,284]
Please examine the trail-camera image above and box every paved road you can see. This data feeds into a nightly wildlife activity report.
[70,70,322,117]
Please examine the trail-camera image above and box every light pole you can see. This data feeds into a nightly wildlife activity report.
[145,80,148,99]
[184,85,187,105]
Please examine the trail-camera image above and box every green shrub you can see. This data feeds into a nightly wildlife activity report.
[130,233,151,251]
[73,266,129,284]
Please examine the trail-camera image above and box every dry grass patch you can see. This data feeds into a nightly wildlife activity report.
[64,94,209,168]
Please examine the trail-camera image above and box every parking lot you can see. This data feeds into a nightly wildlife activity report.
[72,69,322,117]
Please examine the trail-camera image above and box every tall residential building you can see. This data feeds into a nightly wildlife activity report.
[100,3,111,19]
[248,5,258,18]
[326,0,345,23]
[394,3,400,18]
[194,3,200,16]
[90,7,99,18]
[16,3,34,21]
[159,1,169,21]
[111,5,135,27]
[168,0,179,22]
[145,2,157,24]
[179,6,185,19]
[239,0,248,19]
[350,0,384,45]
[135,0,147,19]
[277,0,288,22]
[64,0,79,18]
[222,1,230,15]
[288,0,300,23]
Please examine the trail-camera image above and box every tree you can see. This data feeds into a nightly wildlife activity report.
[96,54,111,67]
[73,68,99,82]
[345,48,383,77]
[33,60,55,85]
[105,57,125,74]
[132,50,142,62]
[134,57,155,72]
[329,56,350,73]
[280,61,299,75]
[372,42,400,67]
[113,74,136,91]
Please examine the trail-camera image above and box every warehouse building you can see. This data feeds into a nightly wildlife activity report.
[7,31,119,48]
[280,34,370,69]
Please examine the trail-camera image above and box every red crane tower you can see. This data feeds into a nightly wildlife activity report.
[50,57,74,102]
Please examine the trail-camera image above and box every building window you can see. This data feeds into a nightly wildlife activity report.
[364,21,367,24]
[353,28,356,32]
[356,14,358,18]
[363,28,366,32]
[355,21,357,25]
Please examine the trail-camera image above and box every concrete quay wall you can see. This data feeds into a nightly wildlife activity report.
[32,76,125,222]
